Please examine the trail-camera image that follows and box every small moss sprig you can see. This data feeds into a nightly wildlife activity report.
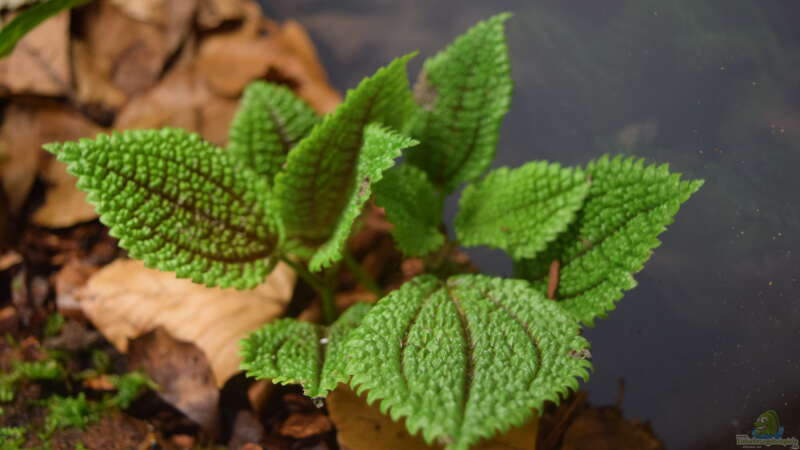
[46,13,702,449]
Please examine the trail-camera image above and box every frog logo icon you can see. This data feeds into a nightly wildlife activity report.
[753,409,784,439]
[736,409,799,449]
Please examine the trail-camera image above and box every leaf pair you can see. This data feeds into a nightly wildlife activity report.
[45,53,421,288]
[241,274,590,450]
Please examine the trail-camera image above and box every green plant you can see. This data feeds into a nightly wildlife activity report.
[44,13,702,449]
[0,0,92,57]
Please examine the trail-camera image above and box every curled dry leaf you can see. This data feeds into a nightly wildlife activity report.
[76,0,196,96]
[128,327,219,435]
[196,0,245,29]
[273,20,341,114]
[113,63,239,146]
[196,3,340,113]
[196,2,285,99]
[0,9,70,96]
[76,259,295,386]
[71,40,127,121]
[327,386,539,450]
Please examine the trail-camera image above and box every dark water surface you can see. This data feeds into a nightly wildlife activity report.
[261,1,800,448]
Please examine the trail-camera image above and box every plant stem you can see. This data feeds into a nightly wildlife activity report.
[343,252,383,298]
[279,256,336,325]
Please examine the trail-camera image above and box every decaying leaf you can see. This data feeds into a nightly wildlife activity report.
[76,0,196,96]
[196,2,286,98]
[128,327,219,434]
[559,407,664,450]
[196,0,245,29]
[327,386,539,450]
[0,100,101,215]
[0,9,70,96]
[71,39,127,120]
[75,259,295,386]
[196,3,340,113]
[113,64,238,146]
[31,158,97,227]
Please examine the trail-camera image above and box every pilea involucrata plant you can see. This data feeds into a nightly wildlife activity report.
[45,13,702,449]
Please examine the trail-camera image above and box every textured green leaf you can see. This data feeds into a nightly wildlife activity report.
[516,155,703,326]
[44,128,280,289]
[241,303,372,398]
[374,164,445,256]
[274,54,417,247]
[407,13,513,193]
[0,0,90,57]
[227,81,319,186]
[309,124,417,271]
[455,161,590,260]
[345,274,590,450]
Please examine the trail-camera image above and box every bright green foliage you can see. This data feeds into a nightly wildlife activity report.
[274,54,417,248]
[241,303,372,398]
[227,82,319,186]
[43,312,65,338]
[345,275,590,450]
[0,0,91,57]
[43,393,99,434]
[407,13,513,193]
[374,165,445,256]
[0,426,25,448]
[516,156,703,326]
[309,125,417,271]
[108,371,157,408]
[13,360,66,381]
[455,161,590,259]
[44,128,281,289]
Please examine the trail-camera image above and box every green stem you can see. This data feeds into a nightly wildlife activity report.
[280,256,336,325]
[343,252,383,298]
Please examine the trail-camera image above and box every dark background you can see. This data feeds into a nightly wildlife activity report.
[260,1,800,448]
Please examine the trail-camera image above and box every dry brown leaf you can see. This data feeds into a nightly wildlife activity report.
[129,327,219,434]
[0,10,70,96]
[196,0,245,29]
[0,101,102,214]
[196,2,282,99]
[273,20,341,114]
[77,0,196,96]
[0,250,22,270]
[279,412,332,439]
[328,386,539,450]
[0,104,45,213]
[196,3,340,113]
[71,40,127,122]
[560,407,664,450]
[76,259,295,386]
[113,63,238,146]
[32,158,97,227]
[110,0,167,24]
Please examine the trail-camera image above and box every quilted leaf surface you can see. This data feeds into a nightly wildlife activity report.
[309,124,417,271]
[516,155,703,325]
[45,128,279,289]
[374,164,445,256]
[227,81,319,185]
[345,274,590,450]
[455,161,589,260]
[274,54,416,247]
[408,13,513,193]
[241,303,372,398]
